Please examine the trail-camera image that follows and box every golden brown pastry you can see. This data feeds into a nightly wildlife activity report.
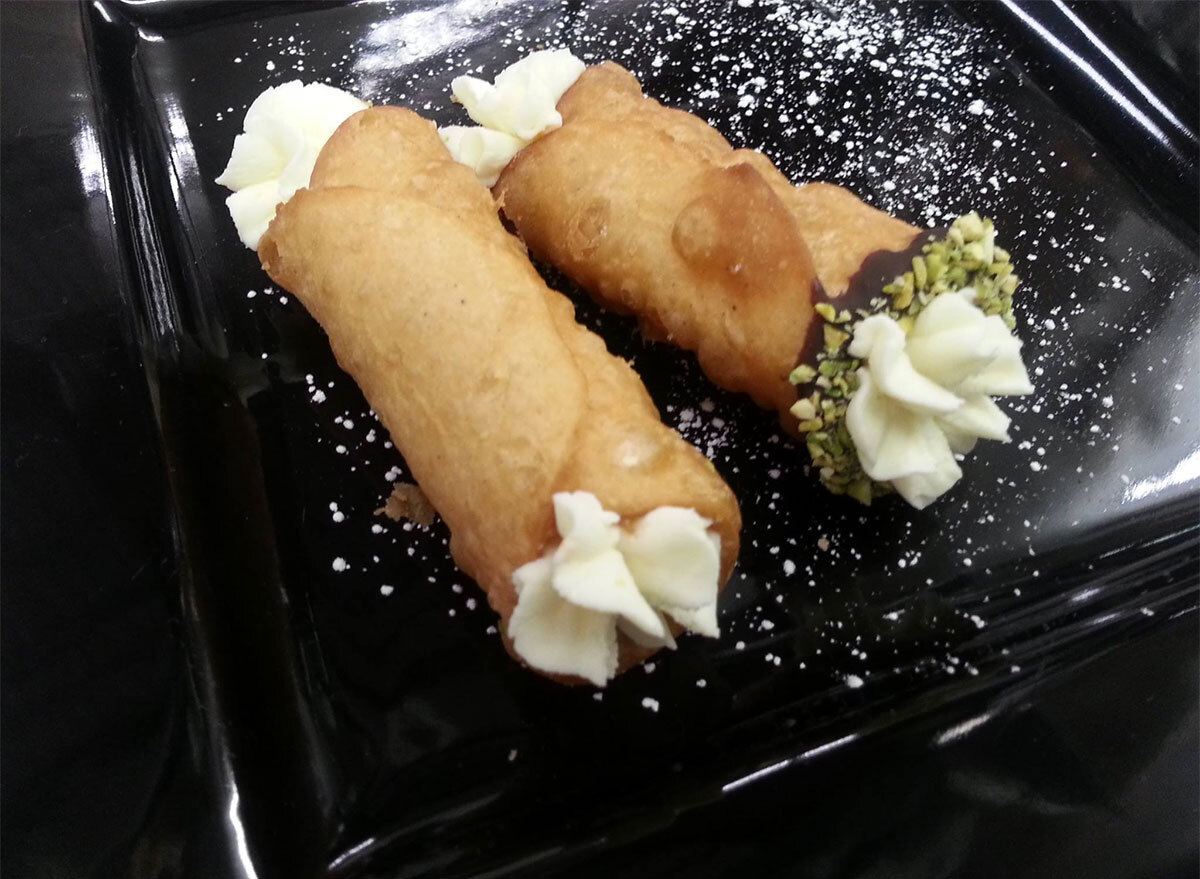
[257,107,741,685]
[446,57,1031,512]
[495,62,921,417]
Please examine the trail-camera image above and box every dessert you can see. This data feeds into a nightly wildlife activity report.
[442,53,1033,509]
[218,101,741,685]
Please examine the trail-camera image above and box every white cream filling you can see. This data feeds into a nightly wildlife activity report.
[438,48,585,186]
[841,290,1033,510]
[507,492,721,687]
[215,80,367,250]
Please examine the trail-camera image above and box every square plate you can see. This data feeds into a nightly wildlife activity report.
[84,1,1198,875]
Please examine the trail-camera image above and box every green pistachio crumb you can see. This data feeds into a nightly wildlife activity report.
[925,250,946,282]
[823,325,850,350]
[957,211,984,240]
[814,302,838,322]
[912,255,928,289]
[817,358,850,377]
[791,398,817,420]
[847,479,873,505]
[792,211,1021,505]
[789,364,817,385]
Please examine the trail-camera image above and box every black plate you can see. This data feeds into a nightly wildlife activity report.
[61,1,1200,876]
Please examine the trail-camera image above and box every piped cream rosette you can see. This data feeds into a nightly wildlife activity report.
[216,80,367,249]
[510,492,721,687]
[844,290,1033,508]
[438,49,585,186]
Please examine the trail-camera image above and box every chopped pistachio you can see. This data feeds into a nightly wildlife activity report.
[790,398,817,420]
[957,211,984,240]
[962,241,985,267]
[979,230,995,265]
[823,325,850,350]
[846,479,873,506]
[925,250,946,283]
[789,364,816,385]
[912,255,928,289]
[792,211,1020,505]
[814,302,838,322]
[818,358,849,376]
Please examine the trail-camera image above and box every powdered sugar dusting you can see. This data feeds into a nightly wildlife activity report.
[189,0,1196,717]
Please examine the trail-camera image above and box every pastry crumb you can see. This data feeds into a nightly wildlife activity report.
[376,482,436,526]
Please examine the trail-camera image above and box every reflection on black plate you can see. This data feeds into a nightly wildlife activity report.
[79,1,1198,876]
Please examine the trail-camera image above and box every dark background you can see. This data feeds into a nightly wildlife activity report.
[2,2,1197,878]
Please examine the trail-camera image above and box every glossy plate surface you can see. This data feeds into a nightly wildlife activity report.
[43,1,1200,876]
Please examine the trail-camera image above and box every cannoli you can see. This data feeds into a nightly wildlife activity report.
[219,101,741,685]
[443,54,1032,509]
